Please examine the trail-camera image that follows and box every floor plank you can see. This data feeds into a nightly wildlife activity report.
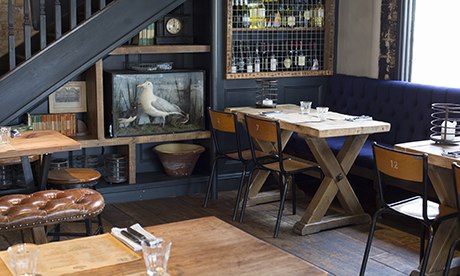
[0,190,422,275]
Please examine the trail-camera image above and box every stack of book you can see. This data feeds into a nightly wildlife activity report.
[27,113,76,137]
[137,23,155,45]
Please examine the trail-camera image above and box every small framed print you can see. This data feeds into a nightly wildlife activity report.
[49,81,87,113]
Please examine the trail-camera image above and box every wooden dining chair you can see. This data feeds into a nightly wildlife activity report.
[242,114,320,238]
[360,143,457,276]
[204,108,266,221]
[443,162,460,276]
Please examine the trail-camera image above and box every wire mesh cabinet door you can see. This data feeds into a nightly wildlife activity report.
[225,0,336,80]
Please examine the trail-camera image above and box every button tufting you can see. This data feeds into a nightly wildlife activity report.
[0,188,104,231]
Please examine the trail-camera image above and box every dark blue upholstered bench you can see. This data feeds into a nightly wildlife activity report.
[285,74,460,184]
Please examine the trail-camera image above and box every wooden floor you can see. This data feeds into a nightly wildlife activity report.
[0,190,422,276]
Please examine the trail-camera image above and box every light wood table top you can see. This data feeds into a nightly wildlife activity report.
[395,139,460,169]
[396,140,460,275]
[0,130,81,190]
[227,104,390,138]
[227,105,391,235]
[0,130,81,158]
[0,216,327,276]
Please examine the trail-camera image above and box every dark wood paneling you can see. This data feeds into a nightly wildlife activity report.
[222,77,328,109]
[283,78,328,106]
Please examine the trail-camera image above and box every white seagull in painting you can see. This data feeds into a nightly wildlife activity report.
[137,80,189,127]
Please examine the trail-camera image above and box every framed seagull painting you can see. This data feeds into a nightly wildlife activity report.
[104,70,205,137]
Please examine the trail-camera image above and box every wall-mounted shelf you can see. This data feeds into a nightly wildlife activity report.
[232,27,324,32]
[109,45,211,55]
[76,131,210,148]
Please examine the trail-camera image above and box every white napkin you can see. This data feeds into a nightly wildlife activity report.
[111,223,159,251]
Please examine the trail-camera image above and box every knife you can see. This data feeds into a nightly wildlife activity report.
[127,227,148,242]
[120,229,142,245]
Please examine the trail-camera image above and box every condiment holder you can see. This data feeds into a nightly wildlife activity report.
[255,79,278,108]
[430,103,460,144]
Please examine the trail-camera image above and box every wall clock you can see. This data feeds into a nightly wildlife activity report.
[165,17,183,35]
[156,15,193,45]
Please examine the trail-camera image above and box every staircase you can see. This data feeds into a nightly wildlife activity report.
[0,0,186,125]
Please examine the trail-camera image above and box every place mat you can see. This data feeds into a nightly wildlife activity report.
[266,113,321,123]
[0,234,140,276]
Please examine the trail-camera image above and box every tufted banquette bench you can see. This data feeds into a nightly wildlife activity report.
[0,188,105,244]
[285,74,460,208]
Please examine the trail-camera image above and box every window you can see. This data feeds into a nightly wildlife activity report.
[406,0,460,88]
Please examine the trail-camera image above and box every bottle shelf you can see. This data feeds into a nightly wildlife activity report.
[226,69,332,79]
[109,45,211,55]
[232,27,324,32]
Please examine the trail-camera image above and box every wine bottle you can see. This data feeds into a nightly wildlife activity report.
[231,57,237,73]
[298,40,306,68]
[270,43,277,71]
[232,0,238,28]
[231,41,237,73]
[262,42,269,71]
[304,2,311,27]
[283,41,292,69]
[238,41,245,72]
[248,0,257,28]
[311,41,319,70]
[254,44,261,72]
[246,45,254,73]
[257,0,266,28]
[287,0,295,27]
[273,9,281,28]
[280,0,287,27]
[298,6,304,28]
[242,0,250,28]
[294,40,299,68]
[312,1,318,27]
[305,1,313,27]
[317,1,324,28]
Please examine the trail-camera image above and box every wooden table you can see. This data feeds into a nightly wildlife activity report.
[0,216,327,275]
[0,130,81,190]
[226,104,390,235]
[395,140,460,276]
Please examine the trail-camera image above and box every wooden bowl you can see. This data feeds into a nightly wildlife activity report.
[153,143,205,177]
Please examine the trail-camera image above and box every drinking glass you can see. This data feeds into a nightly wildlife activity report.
[0,126,11,144]
[141,239,172,276]
[316,107,329,121]
[300,101,312,114]
[7,243,39,276]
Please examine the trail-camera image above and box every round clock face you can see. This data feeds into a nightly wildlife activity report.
[166,17,182,35]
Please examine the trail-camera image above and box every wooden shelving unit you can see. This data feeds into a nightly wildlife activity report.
[80,42,211,185]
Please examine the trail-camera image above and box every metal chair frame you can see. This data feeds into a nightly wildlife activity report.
[361,143,456,275]
[443,162,460,276]
[242,113,320,238]
[204,108,254,221]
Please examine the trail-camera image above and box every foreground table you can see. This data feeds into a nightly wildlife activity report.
[227,104,390,235]
[0,216,327,275]
[0,130,81,190]
[395,140,460,276]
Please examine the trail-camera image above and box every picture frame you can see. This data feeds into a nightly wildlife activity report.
[49,81,87,113]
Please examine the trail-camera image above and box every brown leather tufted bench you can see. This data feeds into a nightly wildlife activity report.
[0,188,105,244]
